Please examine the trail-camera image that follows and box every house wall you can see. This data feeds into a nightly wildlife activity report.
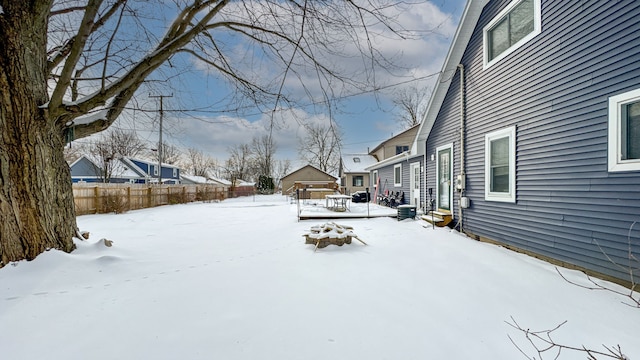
[426,0,640,282]
[342,173,371,194]
[373,155,421,206]
[370,126,418,161]
[129,158,179,182]
[281,166,336,194]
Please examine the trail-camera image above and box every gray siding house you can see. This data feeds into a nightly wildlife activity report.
[366,152,423,208]
[415,0,640,284]
[366,125,424,208]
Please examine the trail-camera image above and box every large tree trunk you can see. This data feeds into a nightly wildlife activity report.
[0,2,77,266]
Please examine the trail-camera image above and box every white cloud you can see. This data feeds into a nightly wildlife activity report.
[139,1,465,165]
[172,108,334,163]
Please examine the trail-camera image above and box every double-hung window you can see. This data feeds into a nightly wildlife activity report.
[394,164,402,187]
[484,0,541,68]
[352,175,364,187]
[485,127,516,202]
[608,88,640,172]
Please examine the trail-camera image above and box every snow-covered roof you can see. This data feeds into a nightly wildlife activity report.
[125,156,180,169]
[341,154,378,173]
[181,175,231,186]
[112,159,145,179]
[211,177,232,186]
[70,155,145,179]
[365,151,411,171]
[235,179,255,187]
[118,157,149,177]
[181,175,209,184]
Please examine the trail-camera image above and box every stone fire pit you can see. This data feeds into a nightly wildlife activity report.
[303,222,367,251]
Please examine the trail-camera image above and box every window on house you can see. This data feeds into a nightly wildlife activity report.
[396,145,409,155]
[173,168,177,177]
[153,166,158,176]
[352,176,364,187]
[353,157,360,163]
[394,164,402,187]
[484,0,540,68]
[372,170,378,187]
[608,88,640,172]
[485,126,516,202]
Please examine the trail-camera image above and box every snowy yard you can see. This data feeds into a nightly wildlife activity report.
[1,195,638,359]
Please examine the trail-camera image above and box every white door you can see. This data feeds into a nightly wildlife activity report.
[410,162,420,207]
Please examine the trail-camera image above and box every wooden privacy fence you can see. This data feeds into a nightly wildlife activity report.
[73,183,253,215]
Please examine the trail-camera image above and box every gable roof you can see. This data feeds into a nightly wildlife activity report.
[69,155,102,177]
[341,154,378,173]
[281,164,337,181]
[119,157,150,178]
[369,124,420,155]
[181,174,231,186]
[413,0,488,149]
[125,156,181,170]
[69,155,146,180]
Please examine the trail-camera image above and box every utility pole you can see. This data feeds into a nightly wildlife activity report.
[149,94,173,184]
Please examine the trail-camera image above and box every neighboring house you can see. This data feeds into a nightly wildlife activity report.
[339,154,378,194]
[281,165,338,196]
[368,124,419,161]
[365,150,422,208]
[70,155,103,183]
[70,155,146,183]
[364,125,423,208]
[180,175,230,189]
[413,0,640,284]
[121,157,181,184]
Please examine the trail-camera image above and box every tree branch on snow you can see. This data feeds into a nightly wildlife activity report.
[507,220,639,359]
[506,317,629,360]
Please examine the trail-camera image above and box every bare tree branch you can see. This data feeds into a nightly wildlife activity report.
[506,317,629,360]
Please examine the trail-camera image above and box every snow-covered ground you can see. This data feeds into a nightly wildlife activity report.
[1,194,638,359]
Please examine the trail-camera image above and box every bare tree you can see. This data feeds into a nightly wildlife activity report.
[273,159,292,192]
[225,144,252,185]
[0,0,421,264]
[184,147,218,178]
[85,128,145,182]
[64,144,86,164]
[105,128,146,158]
[251,135,277,179]
[393,85,430,129]
[298,122,342,174]
[148,141,181,165]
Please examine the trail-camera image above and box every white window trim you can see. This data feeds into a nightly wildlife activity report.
[372,170,378,187]
[435,143,454,211]
[608,88,640,172]
[153,166,158,176]
[483,0,541,69]
[394,164,402,187]
[173,168,177,177]
[485,126,516,202]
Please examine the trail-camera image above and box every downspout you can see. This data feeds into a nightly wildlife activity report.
[457,64,466,233]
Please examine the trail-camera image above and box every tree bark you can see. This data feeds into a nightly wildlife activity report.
[0,2,77,266]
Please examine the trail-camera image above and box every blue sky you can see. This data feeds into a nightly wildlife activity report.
[110,1,467,165]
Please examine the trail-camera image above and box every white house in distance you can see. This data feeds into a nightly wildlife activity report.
[339,153,377,195]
